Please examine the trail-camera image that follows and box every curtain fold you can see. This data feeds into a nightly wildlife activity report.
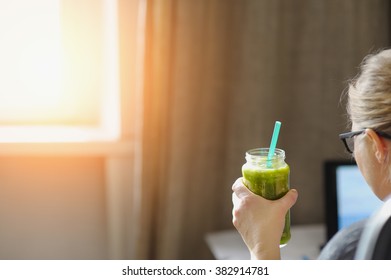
[131,0,390,259]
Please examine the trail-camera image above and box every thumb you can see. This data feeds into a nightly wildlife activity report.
[278,189,298,211]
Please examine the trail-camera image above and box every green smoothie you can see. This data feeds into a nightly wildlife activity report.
[242,148,291,246]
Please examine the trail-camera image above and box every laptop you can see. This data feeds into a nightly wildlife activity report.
[323,160,383,241]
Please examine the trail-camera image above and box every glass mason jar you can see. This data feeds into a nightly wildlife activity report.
[241,148,291,246]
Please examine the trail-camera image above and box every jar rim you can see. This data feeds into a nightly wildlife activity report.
[245,148,285,158]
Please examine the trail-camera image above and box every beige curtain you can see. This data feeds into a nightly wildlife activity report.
[129,0,390,259]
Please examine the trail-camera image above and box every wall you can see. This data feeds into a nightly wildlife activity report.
[0,156,107,259]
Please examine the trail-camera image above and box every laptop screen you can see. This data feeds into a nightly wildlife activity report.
[324,160,383,241]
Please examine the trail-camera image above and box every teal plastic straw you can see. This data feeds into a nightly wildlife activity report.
[267,121,281,167]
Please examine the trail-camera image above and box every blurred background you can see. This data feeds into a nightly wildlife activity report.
[0,0,389,259]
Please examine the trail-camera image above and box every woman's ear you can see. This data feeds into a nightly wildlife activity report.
[366,129,388,163]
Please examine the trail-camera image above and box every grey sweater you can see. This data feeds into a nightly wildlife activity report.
[317,219,367,260]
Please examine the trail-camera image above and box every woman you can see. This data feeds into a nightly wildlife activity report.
[232,49,391,260]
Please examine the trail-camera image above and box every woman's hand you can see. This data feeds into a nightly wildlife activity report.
[232,177,298,260]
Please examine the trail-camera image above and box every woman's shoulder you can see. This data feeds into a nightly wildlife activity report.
[317,219,367,260]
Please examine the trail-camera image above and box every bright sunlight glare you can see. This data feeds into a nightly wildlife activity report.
[0,0,63,123]
[0,0,120,142]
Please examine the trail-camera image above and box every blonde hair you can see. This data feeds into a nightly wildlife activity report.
[347,49,391,131]
[347,49,391,188]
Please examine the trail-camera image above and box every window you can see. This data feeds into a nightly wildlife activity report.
[0,0,120,142]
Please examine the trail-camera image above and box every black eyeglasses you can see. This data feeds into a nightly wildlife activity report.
[339,129,391,154]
